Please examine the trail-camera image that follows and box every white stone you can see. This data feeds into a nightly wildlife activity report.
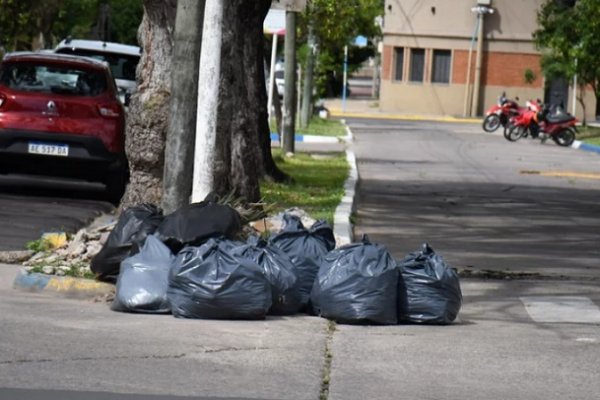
[42,265,55,275]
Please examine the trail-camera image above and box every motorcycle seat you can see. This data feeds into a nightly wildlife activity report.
[545,114,575,124]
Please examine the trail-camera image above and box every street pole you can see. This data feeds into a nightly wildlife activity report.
[572,58,578,116]
[463,16,479,117]
[300,24,315,128]
[163,0,204,213]
[471,11,485,117]
[296,64,302,127]
[191,0,223,203]
[342,45,348,113]
[470,5,494,117]
[282,10,297,154]
[267,33,278,123]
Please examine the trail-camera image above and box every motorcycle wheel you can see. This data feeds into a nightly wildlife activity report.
[483,114,501,132]
[505,124,525,142]
[552,128,576,147]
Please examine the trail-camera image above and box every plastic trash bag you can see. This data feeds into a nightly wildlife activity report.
[269,214,335,306]
[398,244,462,324]
[111,235,174,314]
[91,204,164,282]
[237,236,302,315]
[311,236,399,325]
[168,238,272,320]
[157,200,242,253]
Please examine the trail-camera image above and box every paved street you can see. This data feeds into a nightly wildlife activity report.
[0,175,113,251]
[349,118,600,278]
[1,118,599,400]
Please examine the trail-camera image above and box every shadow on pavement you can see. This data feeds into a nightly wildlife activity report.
[354,179,600,279]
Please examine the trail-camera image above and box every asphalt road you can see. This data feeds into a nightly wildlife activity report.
[348,118,600,279]
[0,175,113,251]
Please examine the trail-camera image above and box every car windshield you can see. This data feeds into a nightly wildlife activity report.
[0,62,107,96]
[55,48,138,81]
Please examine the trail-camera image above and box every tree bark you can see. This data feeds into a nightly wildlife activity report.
[122,0,286,208]
[212,0,287,202]
[120,0,177,209]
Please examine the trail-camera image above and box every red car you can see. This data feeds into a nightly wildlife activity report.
[0,52,128,202]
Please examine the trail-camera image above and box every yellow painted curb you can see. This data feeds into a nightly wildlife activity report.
[520,170,600,180]
[46,276,112,293]
[329,110,480,124]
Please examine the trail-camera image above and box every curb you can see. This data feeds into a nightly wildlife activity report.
[572,140,600,155]
[328,110,480,124]
[12,268,113,300]
[332,122,358,246]
[270,133,340,144]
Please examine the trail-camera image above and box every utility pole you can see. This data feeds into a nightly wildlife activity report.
[162,0,204,213]
[300,24,315,128]
[282,10,297,154]
[342,45,348,113]
[463,16,479,117]
[471,2,494,117]
[192,0,223,203]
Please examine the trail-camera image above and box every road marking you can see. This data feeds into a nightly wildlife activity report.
[521,296,600,324]
[520,170,600,180]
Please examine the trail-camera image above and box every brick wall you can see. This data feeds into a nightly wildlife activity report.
[382,45,393,80]
[453,49,542,88]
[482,52,542,88]
[452,50,475,84]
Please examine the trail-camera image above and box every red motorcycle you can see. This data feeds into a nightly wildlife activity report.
[482,93,521,132]
[504,101,577,147]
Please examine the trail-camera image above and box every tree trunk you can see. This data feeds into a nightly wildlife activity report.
[212,0,287,202]
[120,0,177,209]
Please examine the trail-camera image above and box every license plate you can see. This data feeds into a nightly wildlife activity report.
[28,142,69,157]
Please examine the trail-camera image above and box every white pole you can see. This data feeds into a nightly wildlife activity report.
[192,0,223,203]
[296,63,302,126]
[267,33,278,122]
[342,45,348,113]
[572,58,578,116]
[572,74,577,116]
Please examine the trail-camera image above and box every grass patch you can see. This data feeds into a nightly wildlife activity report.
[271,117,346,137]
[261,149,348,224]
[584,136,600,146]
[577,125,600,145]
[297,117,346,137]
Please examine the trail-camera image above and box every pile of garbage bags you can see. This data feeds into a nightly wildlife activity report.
[93,202,462,325]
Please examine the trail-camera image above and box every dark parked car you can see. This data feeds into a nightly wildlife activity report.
[0,52,128,202]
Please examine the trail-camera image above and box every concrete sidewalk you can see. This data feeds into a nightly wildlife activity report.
[323,98,481,124]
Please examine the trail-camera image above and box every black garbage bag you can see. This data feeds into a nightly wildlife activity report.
[269,214,335,306]
[167,238,272,320]
[91,203,164,282]
[157,200,242,253]
[398,244,462,324]
[237,236,302,315]
[111,235,174,314]
[311,236,399,325]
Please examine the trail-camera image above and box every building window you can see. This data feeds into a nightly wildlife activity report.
[409,48,425,82]
[394,47,404,81]
[432,49,451,83]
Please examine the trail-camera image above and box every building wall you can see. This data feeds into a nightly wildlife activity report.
[383,0,543,45]
[380,0,596,120]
